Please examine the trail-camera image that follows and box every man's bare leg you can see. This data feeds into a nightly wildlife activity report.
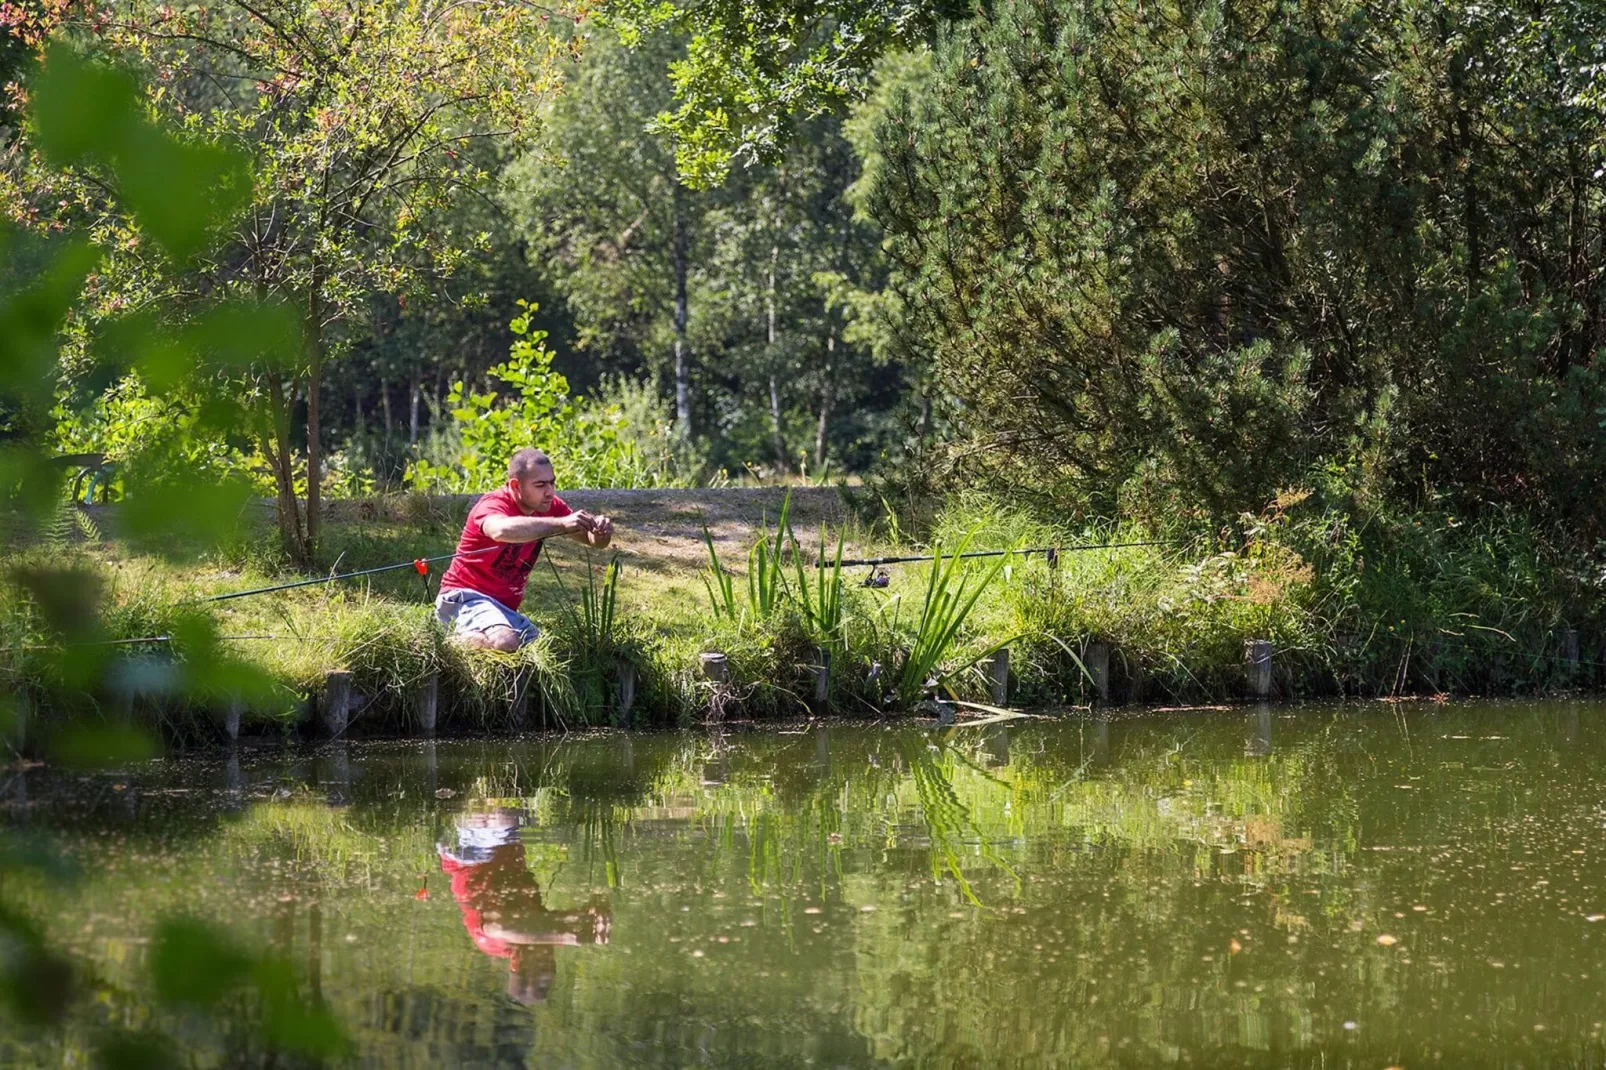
[458,625,524,653]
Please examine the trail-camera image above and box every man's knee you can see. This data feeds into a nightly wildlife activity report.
[459,625,523,653]
[485,626,523,653]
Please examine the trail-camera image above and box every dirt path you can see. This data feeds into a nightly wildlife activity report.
[322,486,863,577]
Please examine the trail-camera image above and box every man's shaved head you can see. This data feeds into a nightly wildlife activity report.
[508,448,553,482]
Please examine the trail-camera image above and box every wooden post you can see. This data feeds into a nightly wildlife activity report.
[1245,639,1273,699]
[614,659,637,729]
[11,691,30,753]
[1085,641,1110,704]
[412,672,439,737]
[813,647,831,707]
[1126,659,1146,705]
[321,671,353,737]
[1562,628,1580,684]
[987,648,1010,706]
[509,669,531,730]
[700,652,729,683]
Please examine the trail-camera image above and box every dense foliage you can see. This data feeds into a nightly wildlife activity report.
[869,0,1606,526]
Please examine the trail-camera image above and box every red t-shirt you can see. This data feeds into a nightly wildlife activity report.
[438,487,571,611]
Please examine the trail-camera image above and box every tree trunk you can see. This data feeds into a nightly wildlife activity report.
[263,369,308,561]
[766,238,786,468]
[672,181,691,440]
[815,325,835,472]
[354,378,364,434]
[380,376,393,444]
[304,279,323,563]
[409,371,421,446]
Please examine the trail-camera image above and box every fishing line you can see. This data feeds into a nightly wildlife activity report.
[196,544,504,604]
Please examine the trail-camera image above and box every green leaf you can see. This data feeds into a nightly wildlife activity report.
[149,918,253,1007]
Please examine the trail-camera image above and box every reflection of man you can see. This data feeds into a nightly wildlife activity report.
[438,808,610,1004]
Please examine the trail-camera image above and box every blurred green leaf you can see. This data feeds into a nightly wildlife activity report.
[0,904,74,1026]
[94,1029,177,1070]
[254,958,351,1059]
[48,720,161,771]
[149,918,252,1007]
[113,122,251,263]
[186,300,303,376]
[31,45,250,263]
[119,471,254,545]
[0,233,98,414]
[30,45,139,167]
[9,565,102,640]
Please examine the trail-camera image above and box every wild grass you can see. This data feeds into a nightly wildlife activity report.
[2,487,1600,750]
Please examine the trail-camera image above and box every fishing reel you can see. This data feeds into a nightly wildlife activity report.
[862,568,890,589]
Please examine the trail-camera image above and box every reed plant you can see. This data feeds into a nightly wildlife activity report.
[877,534,1017,707]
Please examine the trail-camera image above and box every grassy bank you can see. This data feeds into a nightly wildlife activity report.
[1,488,1601,746]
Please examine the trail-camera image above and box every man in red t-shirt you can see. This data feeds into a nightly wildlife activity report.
[435,448,614,651]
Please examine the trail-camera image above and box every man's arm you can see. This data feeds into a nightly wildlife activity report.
[482,511,591,544]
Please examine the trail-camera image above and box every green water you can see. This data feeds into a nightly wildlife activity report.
[6,701,1606,1067]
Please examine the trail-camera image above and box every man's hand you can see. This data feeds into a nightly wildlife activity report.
[564,511,613,548]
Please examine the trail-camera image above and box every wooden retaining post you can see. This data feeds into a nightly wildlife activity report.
[700,652,730,683]
[1085,642,1111,704]
[613,659,637,729]
[509,669,531,730]
[321,671,353,738]
[412,672,439,737]
[987,648,1010,706]
[1126,659,1146,706]
[225,694,243,742]
[1562,628,1580,685]
[1245,639,1273,700]
[9,691,28,754]
[813,647,832,708]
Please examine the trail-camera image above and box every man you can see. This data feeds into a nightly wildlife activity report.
[435,448,615,651]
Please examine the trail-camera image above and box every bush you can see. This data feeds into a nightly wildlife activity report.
[406,302,697,492]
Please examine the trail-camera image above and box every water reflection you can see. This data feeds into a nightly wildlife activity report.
[9,702,1606,1068]
[1246,703,1273,756]
[438,807,610,1005]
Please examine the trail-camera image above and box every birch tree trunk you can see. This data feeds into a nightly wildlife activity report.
[673,181,692,440]
[815,325,835,471]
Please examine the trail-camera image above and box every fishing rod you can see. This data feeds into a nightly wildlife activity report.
[198,544,504,604]
[826,540,1171,570]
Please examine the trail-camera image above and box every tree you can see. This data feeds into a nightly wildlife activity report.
[601,0,969,186]
[868,0,1606,525]
[12,1,570,561]
[509,27,704,439]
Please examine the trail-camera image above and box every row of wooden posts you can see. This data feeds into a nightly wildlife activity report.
[244,625,1606,740]
[229,639,1287,741]
[166,625,1606,741]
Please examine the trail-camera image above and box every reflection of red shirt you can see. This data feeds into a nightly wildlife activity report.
[439,843,544,959]
[439,488,572,611]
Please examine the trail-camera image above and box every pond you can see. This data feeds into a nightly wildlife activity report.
[4,700,1605,1067]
